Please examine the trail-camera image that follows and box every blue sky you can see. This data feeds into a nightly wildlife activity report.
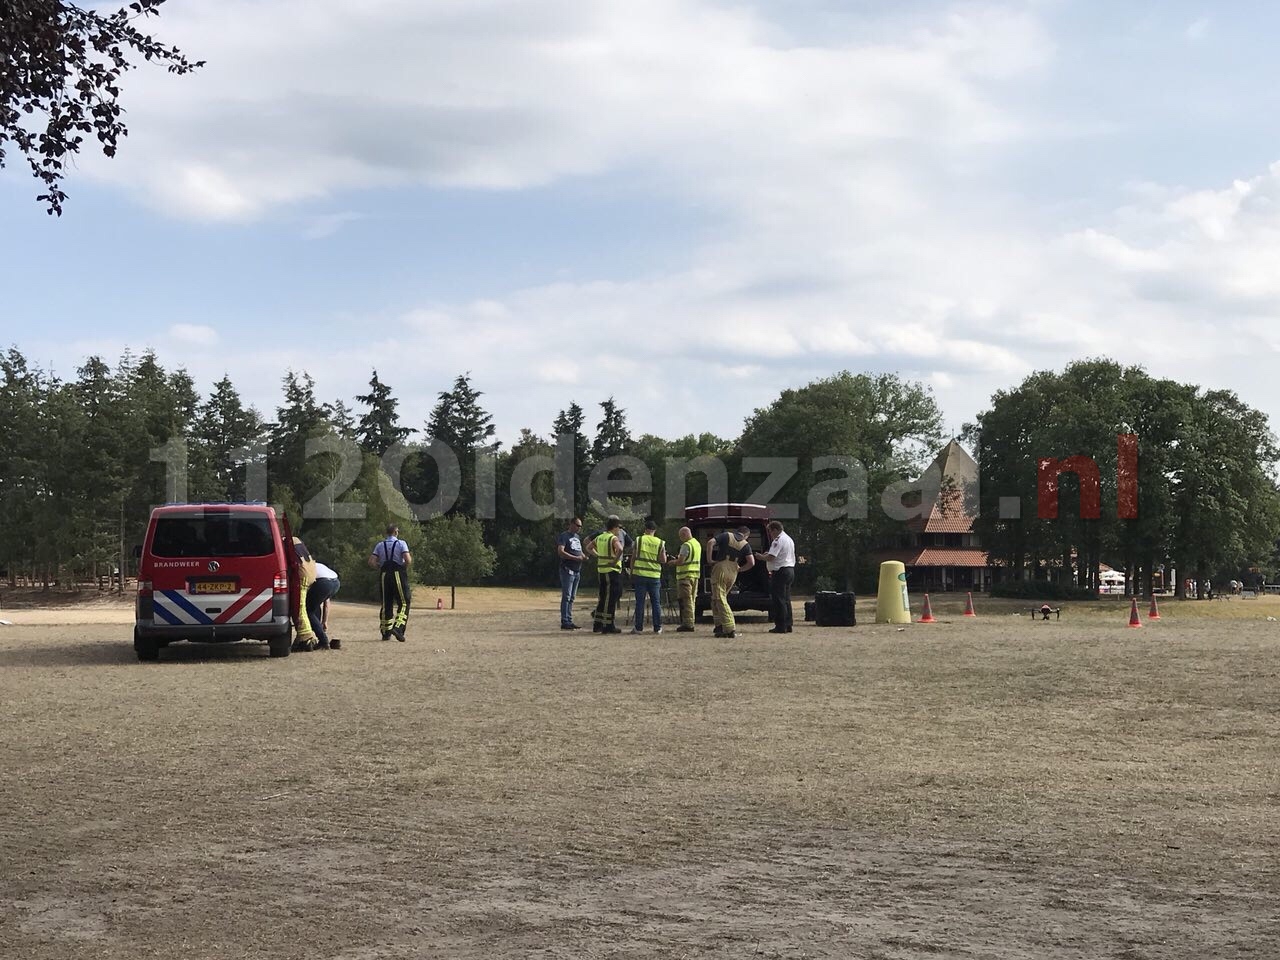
[4,0,1280,446]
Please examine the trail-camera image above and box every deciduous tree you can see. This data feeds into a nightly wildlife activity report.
[418,514,496,609]
[0,0,203,214]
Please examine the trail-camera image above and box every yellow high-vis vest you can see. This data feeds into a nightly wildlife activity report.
[633,533,664,578]
[677,537,702,580]
[595,531,621,573]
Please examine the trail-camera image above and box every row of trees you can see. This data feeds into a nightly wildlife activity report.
[967,360,1280,598]
[1,346,1277,599]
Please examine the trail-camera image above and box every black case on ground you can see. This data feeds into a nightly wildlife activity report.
[814,591,856,627]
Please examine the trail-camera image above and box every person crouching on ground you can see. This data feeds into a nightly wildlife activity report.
[308,560,342,650]
[291,537,320,652]
[707,526,754,639]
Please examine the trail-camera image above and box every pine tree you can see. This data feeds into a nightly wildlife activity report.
[117,350,203,585]
[421,373,498,517]
[355,370,413,455]
[0,349,41,586]
[592,397,632,462]
[192,375,266,501]
[35,374,83,587]
[552,402,591,515]
[72,356,127,579]
[427,373,497,451]
[326,399,358,442]
[268,371,334,519]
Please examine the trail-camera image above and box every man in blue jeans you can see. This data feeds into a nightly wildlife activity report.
[556,517,585,630]
[631,518,668,634]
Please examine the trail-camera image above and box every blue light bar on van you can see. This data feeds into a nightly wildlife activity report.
[159,501,269,507]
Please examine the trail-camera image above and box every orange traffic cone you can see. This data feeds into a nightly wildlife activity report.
[963,592,977,617]
[918,593,936,623]
[1128,597,1143,628]
[1148,595,1161,620]
[436,597,444,610]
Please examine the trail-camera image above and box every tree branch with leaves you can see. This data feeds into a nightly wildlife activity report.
[0,0,203,214]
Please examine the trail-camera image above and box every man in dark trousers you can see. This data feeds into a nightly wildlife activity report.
[757,520,796,634]
[368,523,412,641]
[585,515,624,634]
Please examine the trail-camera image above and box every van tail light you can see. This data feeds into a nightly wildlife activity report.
[273,571,288,594]
[137,580,153,598]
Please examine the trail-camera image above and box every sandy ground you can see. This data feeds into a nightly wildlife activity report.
[0,592,1277,959]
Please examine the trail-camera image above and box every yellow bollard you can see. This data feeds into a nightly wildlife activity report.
[876,561,912,624]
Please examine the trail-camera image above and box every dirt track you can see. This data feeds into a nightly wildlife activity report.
[1,594,1276,959]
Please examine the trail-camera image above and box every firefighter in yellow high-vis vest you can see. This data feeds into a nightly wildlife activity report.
[585,515,624,634]
[665,525,701,632]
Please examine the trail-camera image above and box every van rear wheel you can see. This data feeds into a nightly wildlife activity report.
[268,629,292,658]
[134,627,160,662]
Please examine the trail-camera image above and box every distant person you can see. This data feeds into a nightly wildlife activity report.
[368,523,412,641]
[666,526,701,633]
[706,525,754,639]
[556,517,585,630]
[585,515,624,634]
[618,524,634,575]
[630,518,668,634]
[308,560,342,650]
[757,520,796,634]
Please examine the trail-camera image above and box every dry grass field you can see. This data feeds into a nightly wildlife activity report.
[0,589,1276,959]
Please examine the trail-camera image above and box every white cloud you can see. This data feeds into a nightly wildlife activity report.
[1185,17,1211,41]
[1074,163,1280,307]
[168,324,220,346]
[48,2,1280,441]
[301,211,363,240]
[87,0,1051,222]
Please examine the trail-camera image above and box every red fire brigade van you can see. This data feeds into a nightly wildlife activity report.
[134,503,300,661]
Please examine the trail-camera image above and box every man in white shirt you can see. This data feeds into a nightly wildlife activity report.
[757,520,796,634]
[308,561,342,650]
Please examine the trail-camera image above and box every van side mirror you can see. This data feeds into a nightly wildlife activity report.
[132,544,143,559]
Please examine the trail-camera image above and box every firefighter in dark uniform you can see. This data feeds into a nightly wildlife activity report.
[585,515,624,634]
[368,523,412,641]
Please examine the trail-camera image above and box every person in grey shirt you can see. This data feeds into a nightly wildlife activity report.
[556,517,585,630]
[368,523,412,641]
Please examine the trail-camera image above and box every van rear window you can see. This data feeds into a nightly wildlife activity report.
[151,516,274,558]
